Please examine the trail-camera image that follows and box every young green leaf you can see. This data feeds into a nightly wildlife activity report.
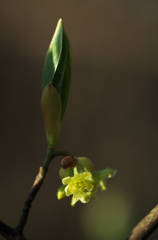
[42,19,71,122]
[42,19,63,91]
[41,83,62,148]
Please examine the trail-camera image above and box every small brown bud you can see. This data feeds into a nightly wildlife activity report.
[61,156,78,169]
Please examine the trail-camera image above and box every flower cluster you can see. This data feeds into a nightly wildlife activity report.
[57,157,117,206]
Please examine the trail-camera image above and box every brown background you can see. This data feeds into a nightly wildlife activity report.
[0,1,158,240]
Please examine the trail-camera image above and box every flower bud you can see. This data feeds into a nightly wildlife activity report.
[57,185,67,199]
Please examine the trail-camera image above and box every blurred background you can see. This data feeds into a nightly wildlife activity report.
[0,1,158,240]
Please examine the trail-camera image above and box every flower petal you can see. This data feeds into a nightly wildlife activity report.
[83,172,92,180]
[71,196,79,206]
[77,157,94,172]
[99,180,106,191]
[89,191,98,200]
[73,191,85,199]
[64,185,72,196]
[99,168,117,179]
[62,176,71,185]
[85,181,94,191]
[80,194,91,203]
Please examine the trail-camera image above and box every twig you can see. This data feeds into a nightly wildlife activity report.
[0,148,54,239]
[0,221,26,240]
[15,175,45,233]
[0,148,72,239]
[125,205,158,240]
[15,147,55,234]
[0,168,45,240]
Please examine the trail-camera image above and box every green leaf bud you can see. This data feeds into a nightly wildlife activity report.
[41,83,61,148]
[57,185,67,199]
[42,19,71,122]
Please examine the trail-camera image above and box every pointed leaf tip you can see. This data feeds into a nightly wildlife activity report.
[58,18,62,24]
[42,19,64,91]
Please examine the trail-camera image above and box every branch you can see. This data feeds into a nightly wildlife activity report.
[0,148,73,239]
[0,221,26,240]
[15,173,45,233]
[126,205,158,240]
[0,148,55,240]
[0,167,46,240]
[15,147,55,234]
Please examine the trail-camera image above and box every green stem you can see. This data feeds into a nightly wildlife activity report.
[35,149,73,187]
[42,147,55,171]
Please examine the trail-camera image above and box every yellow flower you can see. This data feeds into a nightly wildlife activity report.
[62,171,97,206]
[57,156,117,207]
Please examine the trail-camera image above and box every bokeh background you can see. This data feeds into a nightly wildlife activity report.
[0,1,158,240]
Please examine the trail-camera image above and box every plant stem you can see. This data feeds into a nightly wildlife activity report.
[125,205,158,240]
[42,147,55,170]
[16,147,55,234]
[0,147,54,239]
[0,148,73,239]
[0,221,26,240]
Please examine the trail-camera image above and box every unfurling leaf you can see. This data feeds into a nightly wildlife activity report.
[41,19,71,147]
[42,19,71,122]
